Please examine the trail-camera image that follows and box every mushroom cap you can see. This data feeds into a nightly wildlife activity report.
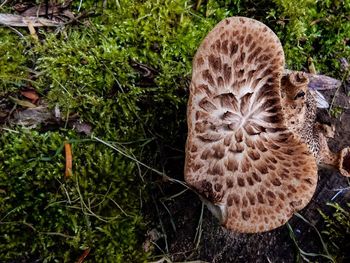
[185,17,318,233]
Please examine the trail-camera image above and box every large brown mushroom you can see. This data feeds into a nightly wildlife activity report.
[184,17,319,233]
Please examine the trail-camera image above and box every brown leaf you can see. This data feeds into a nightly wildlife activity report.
[76,248,91,263]
[21,90,39,103]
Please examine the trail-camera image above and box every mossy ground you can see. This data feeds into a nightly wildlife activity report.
[0,0,349,262]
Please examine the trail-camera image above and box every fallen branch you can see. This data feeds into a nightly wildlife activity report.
[0,13,62,27]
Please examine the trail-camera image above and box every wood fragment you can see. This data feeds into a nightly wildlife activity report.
[0,13,62,27]
[27,21,39,41]
[284,69,341,90]
[65,142,73,177]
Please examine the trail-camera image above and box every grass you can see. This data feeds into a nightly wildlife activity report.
[0,0,350,262]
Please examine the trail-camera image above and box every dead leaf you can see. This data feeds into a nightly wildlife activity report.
[20,90,39,103]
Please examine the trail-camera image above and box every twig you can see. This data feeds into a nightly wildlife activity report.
[78,0,83,12]
[6,25,24,37]
[0,0,8,9]
[152,194,169,253]
[0,13,62,27]
[193,202,204,250]
[64,141,73,177]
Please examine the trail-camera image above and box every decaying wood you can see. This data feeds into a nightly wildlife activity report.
[0,13,62,27]
[284,69,342,90]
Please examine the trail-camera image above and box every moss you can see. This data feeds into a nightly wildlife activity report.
[272,0,350,73]
[1,0,350,261]
[0,130,147,262]
[0,29,31,91]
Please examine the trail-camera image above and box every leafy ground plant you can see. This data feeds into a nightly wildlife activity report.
[319,202,350,262]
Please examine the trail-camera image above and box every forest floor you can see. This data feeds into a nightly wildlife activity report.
[1,1,350,262]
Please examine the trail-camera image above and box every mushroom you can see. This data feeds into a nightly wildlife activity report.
[281,71,350,177]
[185,17,319,233]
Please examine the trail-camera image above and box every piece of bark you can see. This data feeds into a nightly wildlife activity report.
[0,13,62,27]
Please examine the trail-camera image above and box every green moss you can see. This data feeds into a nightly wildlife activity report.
[0,130,147,262]
[272,0,350,73]
[0,29,31,91]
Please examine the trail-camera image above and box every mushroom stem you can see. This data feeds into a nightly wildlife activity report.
[199,196,227,224]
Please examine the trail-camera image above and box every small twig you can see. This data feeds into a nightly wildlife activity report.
[93,136,165,177]
[193,202,204,250]
[105,196,131,217]
[160,201,176,232]
[287,215,336,263]
[27,20,39,42]
[294,212,332,258]
[75,178,119,223]
[77,0,83,12]
[152,194,169,253]
[64,141,73,177]
[0,127,19,133]
[0,220,37,231]
[5,25,24,37]
[0,0,9,9]
[41,231,75,239]
[160,189,188,202]
[332,186,350,191]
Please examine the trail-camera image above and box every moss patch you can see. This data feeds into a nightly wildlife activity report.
[319,203,350,262]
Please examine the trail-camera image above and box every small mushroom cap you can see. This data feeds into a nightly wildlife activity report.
[185,17,318,233]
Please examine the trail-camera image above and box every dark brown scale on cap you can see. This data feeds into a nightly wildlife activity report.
[229,41,239,57]
[196,84,212,97]
[223,63,232,83]
[208,54,222,72]
[202,69,215,86]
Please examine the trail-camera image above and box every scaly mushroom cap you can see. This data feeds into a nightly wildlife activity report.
[185,17,318,233]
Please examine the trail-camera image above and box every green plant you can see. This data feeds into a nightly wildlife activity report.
[319,202,350,262]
